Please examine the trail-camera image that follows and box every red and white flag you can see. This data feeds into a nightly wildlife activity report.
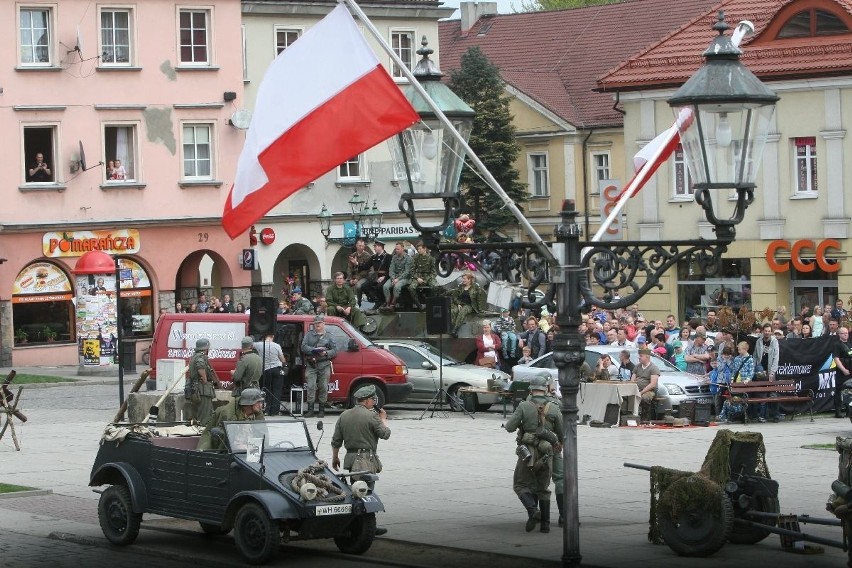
[222,5,420,238]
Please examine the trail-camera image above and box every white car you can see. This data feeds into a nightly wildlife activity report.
[375,339,511,411]
[511,345,712,418]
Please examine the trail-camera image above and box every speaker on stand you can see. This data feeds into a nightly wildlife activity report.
[249,297,277,337]
[420,296,473,420]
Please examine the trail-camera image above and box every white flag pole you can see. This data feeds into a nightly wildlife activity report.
[340,0,556,263]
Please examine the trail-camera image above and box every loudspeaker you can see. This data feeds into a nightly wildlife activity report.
[249,297,277,336]
[425,296,451,335]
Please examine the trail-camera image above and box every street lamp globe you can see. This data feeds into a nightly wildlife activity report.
[348,191,367,221]
[668,11,778,239]
[394,36,475,241]
[317,203,332,238]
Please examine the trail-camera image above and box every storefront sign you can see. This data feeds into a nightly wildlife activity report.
[13,262,72,295]
[765,239,841,273]
[598,180,623,240]
[43,229,141,258]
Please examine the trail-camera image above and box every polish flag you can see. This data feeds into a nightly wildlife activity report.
[222,4,420,238]
[613,107,694,201]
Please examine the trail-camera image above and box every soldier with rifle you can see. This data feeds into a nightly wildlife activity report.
[185,338,220,424]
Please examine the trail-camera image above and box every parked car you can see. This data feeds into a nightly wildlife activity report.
[511,345,712,417]
[90,419,383,565]
[375,339,511,411]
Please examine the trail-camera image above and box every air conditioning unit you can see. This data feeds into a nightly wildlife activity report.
[156,358,187,391]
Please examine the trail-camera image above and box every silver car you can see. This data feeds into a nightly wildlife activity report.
[376,339,511,411]
[511,345,712,417]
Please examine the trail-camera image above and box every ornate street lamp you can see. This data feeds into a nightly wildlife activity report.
[318,191,383,244]
[668,12,779,241]
[393,37,475,246]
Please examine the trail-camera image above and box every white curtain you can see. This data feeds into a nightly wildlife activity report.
[115,127,133,179]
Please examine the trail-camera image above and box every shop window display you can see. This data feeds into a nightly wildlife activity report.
[677,259,751,321]
[12,261,74,344]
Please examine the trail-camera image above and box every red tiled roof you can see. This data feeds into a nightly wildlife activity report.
[597,0,852,91]
[438,0,719,128]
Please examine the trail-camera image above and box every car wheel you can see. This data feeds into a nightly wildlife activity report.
[234,502,279,565]
[334,512,376,554]
[98,485,142,546]
[199,521,231,537]
[657,475,733,557]
[348,383,385,409]
[728,495,779,544]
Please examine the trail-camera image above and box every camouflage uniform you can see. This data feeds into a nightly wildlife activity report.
[408,251,437,308]
[232,349,262,398]
[325,282,367,328]
[449,283,487,333]
[292,296,315,315]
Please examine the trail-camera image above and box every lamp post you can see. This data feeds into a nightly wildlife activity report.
[317,191,384,244]
[380,12,776,567]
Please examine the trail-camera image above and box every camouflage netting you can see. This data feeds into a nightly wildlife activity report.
[647,429,769,544]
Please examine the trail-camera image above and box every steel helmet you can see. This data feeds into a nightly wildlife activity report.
[238,388,264,406]
[195,338,210,350]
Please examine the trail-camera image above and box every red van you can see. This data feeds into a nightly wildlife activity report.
[149,313,411,407]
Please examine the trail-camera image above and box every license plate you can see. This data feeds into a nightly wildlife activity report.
[694,398,712,404]
[315,504,352,516]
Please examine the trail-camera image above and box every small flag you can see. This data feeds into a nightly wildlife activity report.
[222,5,420,238]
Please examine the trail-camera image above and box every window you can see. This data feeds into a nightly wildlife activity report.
[19,7,52,66]
[794,137,817,193]
[104,125,138,182]
[23,126,56,183]
[677,258,752,322]
[100,8,132,65]
[275,27,301,55]
[391,31,414,79]
[178,9,210,65]
[182,124,213,179]
[778,8,849,38]
[338,155,363,181]
[591,152,610,194]
[528,153,549,197]
[673,143,693,196]
[13,261,74,345]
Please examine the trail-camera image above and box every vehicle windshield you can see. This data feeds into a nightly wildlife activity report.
[224,421,312,454]
[418,342,460,366]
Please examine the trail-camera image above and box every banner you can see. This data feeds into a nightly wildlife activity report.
[777,335,840,413]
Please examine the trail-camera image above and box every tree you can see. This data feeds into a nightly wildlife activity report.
[448,47,525,235]
[517,0,621,12]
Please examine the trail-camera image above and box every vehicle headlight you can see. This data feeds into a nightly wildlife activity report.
[299,482,318,501]
[351,480,369,499]
[665,384,685,395]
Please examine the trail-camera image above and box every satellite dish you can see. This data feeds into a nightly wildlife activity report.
[75,25,84,58]
[229,109,252,130]
[78,141,104,172]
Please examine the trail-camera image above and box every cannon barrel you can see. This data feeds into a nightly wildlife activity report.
[623,462,653,472]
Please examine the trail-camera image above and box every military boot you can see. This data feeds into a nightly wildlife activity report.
[539,500,551,533]
[303,403,315,418]
[318,405,325,418]
[555,493,565,527]
[518,492,538,532]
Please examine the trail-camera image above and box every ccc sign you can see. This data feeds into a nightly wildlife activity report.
[765,239,841,273]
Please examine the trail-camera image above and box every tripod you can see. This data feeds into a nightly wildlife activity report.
[419,332,475,420]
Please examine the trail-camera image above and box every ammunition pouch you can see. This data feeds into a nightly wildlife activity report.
[184,381,197,400]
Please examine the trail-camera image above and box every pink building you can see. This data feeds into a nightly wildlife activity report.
[1,1,249,367]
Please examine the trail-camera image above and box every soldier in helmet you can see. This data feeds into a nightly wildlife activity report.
[186,338,219,424]
[331,384,391,536]
[505,372,563,533]
[231,336,262,398]
[197,388,265,451]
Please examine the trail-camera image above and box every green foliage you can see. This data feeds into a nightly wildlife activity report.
[447,47,525,234]
[517,0,622,12]
[9,374,76,384]
[0,483,38,494]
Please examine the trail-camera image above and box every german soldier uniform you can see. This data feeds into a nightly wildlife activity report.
[300,316,337,417]
[505,373,564,533]
[186,338,218,424]
[232,336,263,398]
[197,388,265,451]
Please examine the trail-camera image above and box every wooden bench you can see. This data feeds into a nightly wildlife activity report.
[726,379,814,422]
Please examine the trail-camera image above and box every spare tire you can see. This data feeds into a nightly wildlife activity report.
[657,475,733,557]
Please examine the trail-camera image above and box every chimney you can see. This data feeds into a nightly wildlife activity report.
[460,2,498,34]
